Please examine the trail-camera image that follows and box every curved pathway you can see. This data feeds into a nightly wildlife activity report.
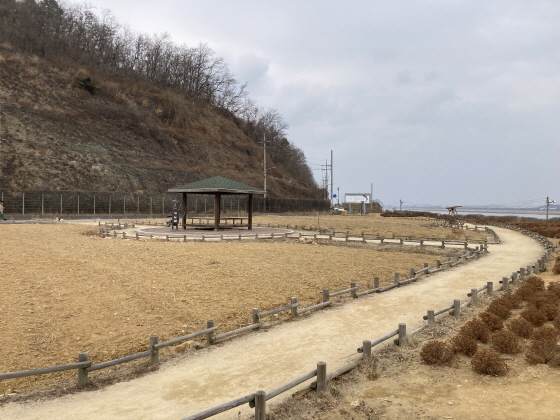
[0,226,545,420]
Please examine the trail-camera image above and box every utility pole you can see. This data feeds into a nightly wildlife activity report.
[330,150,334,207]
[370,182,373,213]
[262,134,267,196]
[546,196,556,220]
[261,135,274,195]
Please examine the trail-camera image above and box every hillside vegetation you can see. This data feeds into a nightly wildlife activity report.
[0,0,322,199]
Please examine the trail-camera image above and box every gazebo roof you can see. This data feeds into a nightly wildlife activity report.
[168,176,266,194]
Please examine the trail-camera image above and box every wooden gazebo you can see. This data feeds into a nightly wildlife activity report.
[167,176,266,231]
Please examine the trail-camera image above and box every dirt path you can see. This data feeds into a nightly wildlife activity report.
[0,226,545,420]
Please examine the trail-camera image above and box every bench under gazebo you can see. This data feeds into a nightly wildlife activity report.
[168,176,266,231]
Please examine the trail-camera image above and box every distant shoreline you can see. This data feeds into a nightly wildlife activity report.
[408,208,560,217]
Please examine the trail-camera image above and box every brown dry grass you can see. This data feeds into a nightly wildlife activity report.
[420,340,455,365]
[256,213,487,241]
[471,348,509,376]
[0,215,476,396]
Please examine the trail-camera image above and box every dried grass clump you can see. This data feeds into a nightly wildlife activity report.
[526,340,560,366]
[520,306,548,327]
[490,330,522,354]
[451,333,478,356]
[514,283,541,302]
[552,259,560,275]
[529,291,560,309]
[548,281,560,296]
[460,318,491,343]
[501,291,523,309]
[525,275,546,291]
[540,303,559,321]
[420,340,455,365]
[532,326,559,343]
[479,312,504,331]
[471,348,508,376]
[507,318,534,339]
[486,300,512,320]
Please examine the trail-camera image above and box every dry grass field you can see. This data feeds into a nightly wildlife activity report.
[0,214,486,398]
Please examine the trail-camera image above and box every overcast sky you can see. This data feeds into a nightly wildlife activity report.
[87,0,559,209]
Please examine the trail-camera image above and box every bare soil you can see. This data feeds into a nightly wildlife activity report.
[0,214,476,398]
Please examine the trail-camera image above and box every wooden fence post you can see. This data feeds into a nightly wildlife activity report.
[427,310,435,325]
[150,335,159,365]
[316,362,327,393]
[254,390,266,420]
[453,299,461,317]
[323,288,330,303]
[502,277,509,291]
[291,297,298,317]
[252,308,259,324]
[512,272,518,285]
[471,289,478,305]
[520,268,526,280]
[373,276,379,289]
[436,259,441,269]
[350,282,357,298]
[487,281,493,295]
[398,323,406,346]
[409,268,416,278]
[394,273,400,284]
[362,341,372,362]
[78,351,89,386]
[206,320,215,346]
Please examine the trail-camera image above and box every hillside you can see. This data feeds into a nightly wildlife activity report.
[0,48,324,199]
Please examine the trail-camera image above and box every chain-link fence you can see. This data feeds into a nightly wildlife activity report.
[0,190,330,218]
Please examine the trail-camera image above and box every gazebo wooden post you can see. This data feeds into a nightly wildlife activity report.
[248,193,253,230]
[214,193,221,231]
[182,192,187,229]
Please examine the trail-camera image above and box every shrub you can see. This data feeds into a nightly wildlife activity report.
[501,291,523,310]
[548,281,560,296]
[526,275,546,291]
[520,306,548,327]
[514,283,541,302]
[420,340,455,365]
[486,300,512,320]
[75,77,99,95]
[507,318,534,339]
[479,312,504,331]
[490,330,522,354]
[471,348,508,376]
[528,291,560,309]
[526,340,560,365]
[451,333,478,356]
[460,318,491,343]
[532,326,559,343]
[552,259,560,275]
[540,303,559,321]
